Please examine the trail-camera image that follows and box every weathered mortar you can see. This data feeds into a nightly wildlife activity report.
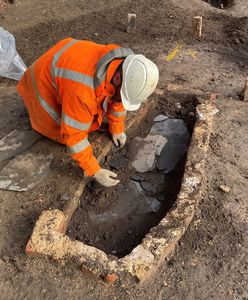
[26,101,217,283]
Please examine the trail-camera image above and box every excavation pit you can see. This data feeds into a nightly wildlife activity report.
[68,117,190,258]
[26,99,217,283]
[204,0,234,8]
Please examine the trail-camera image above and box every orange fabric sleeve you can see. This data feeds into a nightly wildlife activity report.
[107,101,126,134]
[60,90,101,176]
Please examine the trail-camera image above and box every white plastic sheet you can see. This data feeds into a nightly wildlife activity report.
[0,27,27,81]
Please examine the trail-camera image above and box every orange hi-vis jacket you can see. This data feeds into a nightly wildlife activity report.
[17,38,134,176]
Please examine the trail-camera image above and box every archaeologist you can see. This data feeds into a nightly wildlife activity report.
[17,38,159,187]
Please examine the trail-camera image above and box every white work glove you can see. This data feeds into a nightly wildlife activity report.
[93,168,120,187]
[112,132,127,147]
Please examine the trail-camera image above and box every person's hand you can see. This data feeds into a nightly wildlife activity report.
[112,132,126,147]
[93,168,120,187]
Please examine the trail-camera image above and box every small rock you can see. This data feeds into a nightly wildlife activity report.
[154,88,164,95]
[146,198,161,212]
[61,194,69,201]
[130,173,144,182]
[140,181,156,194]
[132,181,144,193]
[175,102,182,109]
[154,115,168,122]
[234,37,240,44]
[219,185,230,193]
[163,281,168,287]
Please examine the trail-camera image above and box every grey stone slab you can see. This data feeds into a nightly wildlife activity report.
[131,134,167,173]
[0,130,42,163]
[0,151,53,191]
[150,119,190,173]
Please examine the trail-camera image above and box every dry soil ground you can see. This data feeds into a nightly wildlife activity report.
[0,0,248,299]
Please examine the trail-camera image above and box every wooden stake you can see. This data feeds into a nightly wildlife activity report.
[192,16,203,38]
[241,77,248,101]
[127,13,136,33]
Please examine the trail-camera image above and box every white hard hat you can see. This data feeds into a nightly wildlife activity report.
[121,54,159,111]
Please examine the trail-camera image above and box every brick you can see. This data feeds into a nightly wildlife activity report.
[103,274,118,284]
[25,242,33,255]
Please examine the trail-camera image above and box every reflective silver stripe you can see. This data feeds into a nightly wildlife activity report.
[55,68,94,89]
[94,47,134,88]
[62,113,92,130]
[51,39,78,88]
[67,138,90,154]
[109,110,127,117]
[38,96,61,124]
[30,64,61,125]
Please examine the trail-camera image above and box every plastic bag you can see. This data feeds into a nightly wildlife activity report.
[0,27,27,81]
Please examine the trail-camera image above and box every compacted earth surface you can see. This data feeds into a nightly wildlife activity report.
[0,0,248,299]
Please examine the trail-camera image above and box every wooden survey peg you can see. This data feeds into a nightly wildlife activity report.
[127,13,136,33]
[241,77,248,101]
[193,16,203,38]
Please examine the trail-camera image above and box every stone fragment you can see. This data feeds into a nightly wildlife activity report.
[131,134,167,173]
[150,119,190,173]
[140,181,156,194]
[219,185,230,193]
[132,180,144,193]
[154,115,168,123]
[130,173,144,182]
[145,198,161,213]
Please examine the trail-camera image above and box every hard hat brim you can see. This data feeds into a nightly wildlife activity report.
[120,87,141,111]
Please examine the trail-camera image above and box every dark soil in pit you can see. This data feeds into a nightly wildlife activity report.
[68,104,192,257]
[68,158,187,257]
